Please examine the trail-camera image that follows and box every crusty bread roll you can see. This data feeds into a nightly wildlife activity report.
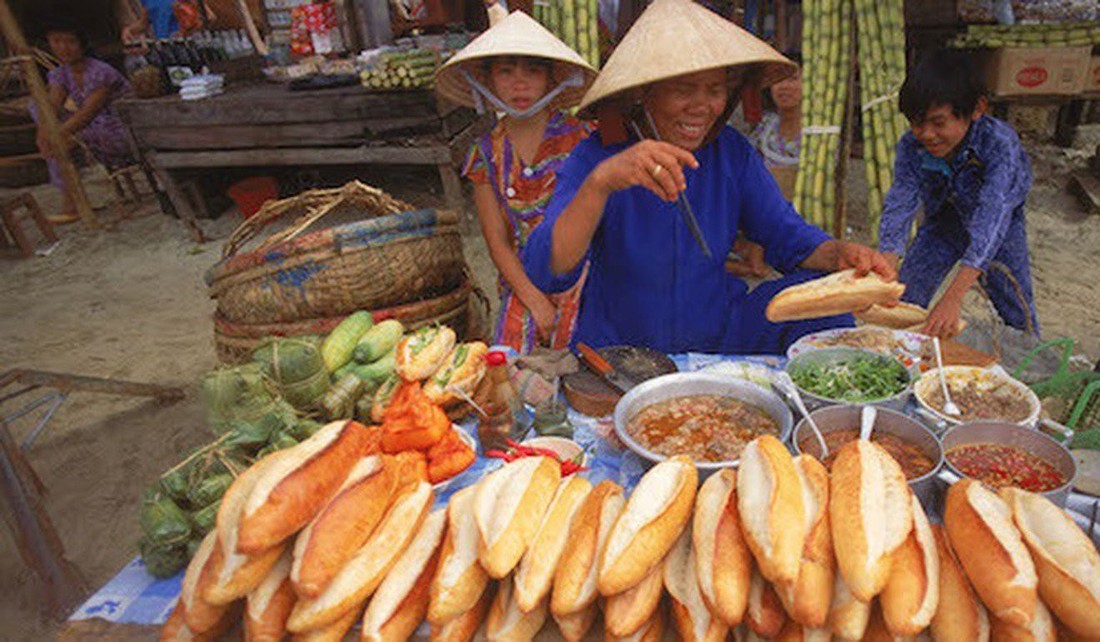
[600,455,697,597]
[487,575,548,642]
[554,601,599,642]
[829,439,913,603]
[990,599,1056,642]
[693,469,752,627]
[827,572,871,640]
[160,599,237,642]
[180,530,231,634]
[738,435,807,589]
[361,509,447,642]
[765,268,905,322]
[930,524,990,642]
[291,455,397,597]
[238,420,377,553]
[775,621,835,642]
[861,604,919,642]
[605,607,664,642]
[287,480,433,633]
[290,605,360,642]
[944,480,1037,629]
[552,480,625,617]
[1001,487,1100,638]
[603,563,664,638]
[664,525,730,642]
[747,569,788,639]
[429,483,491,625]
[429,583,493,642]
[475,456,562,579]
[424,341,490,407]
[245,550,296,642]
[514,476,592,612]
[881,493,939,637]
[395,325,457,382]
[855,302,928,329]
[780,455,834,629]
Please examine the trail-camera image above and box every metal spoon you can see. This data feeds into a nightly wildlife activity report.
[860,405,877,441]
[932,337,962,417]
[777,372,828,458]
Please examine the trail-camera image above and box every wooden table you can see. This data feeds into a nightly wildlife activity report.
[114,83,479,242]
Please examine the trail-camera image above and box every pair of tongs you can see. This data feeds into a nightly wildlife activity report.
[627,107,712,259]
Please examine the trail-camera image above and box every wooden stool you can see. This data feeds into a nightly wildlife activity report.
[0,193,57,258]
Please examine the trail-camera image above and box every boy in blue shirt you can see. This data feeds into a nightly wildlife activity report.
[878,50,1038,339]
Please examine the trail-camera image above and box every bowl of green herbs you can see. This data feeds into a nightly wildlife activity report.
[785,347,914,410]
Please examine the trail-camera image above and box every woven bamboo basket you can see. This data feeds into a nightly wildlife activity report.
[207,181,467,324]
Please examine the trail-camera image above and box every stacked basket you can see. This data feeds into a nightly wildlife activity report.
[206,181,483,363]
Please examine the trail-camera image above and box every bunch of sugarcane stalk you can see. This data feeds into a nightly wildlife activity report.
[533,0,600,67]
[949,21,1100,48]
[359,49,438,91]
[792,0,854,230]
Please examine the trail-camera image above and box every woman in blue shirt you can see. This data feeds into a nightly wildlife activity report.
[522,0,896,355]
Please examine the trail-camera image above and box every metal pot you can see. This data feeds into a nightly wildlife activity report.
[939,421,1078,507]
[784,348,915,412]
[792,405,944,511]
[613,372,793,477]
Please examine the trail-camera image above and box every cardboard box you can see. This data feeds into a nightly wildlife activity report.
[984,46,1091,97]
[1087,56,1100,95]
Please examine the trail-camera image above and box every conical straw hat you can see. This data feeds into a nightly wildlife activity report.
[435,11,598,110]
[578,0,794,112]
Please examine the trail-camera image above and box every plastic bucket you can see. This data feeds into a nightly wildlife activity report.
[227,177,278,219]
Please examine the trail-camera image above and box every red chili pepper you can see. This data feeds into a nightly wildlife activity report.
[527,446,563,460]
[505,438,522,449]
[485,449,510,459]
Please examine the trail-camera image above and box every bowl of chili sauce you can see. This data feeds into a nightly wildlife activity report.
[941,421,1077,506]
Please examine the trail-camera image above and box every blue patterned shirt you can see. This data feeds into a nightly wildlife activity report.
[877,115,1032,271]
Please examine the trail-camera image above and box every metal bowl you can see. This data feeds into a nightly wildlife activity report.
[785,347,915,411]
[612,372,793,475]
[792,405,944,510]
[915,366,1041,427]
[940,421,1077,507]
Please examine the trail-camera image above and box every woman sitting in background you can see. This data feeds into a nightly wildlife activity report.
[748,50,802,198]
[32,23,134,223]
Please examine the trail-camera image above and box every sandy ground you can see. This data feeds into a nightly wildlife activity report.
[0,131,1097,640]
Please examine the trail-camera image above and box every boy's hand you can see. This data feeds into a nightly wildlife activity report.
[923,294,964,339]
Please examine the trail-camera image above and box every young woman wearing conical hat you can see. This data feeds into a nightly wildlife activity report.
[435,11,597,354]
[521,0,898,354]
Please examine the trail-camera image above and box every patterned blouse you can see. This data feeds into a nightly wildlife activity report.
[748,111,800,168]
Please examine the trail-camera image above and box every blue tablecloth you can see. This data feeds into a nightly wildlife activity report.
[69,352,785,626]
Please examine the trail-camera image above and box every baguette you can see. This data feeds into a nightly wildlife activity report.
[605,607,664,642]
[487,575,549,642]
[287,480,433,632]
[930,524,990,642]
[827,572,871,641]
[881,493,939,637]
[552,481,626,617]
[990,600,1056,642]
[246,550,296,642]
[603,562,664,637]
[829,439,913,602]
[600,455,697,596]
[554,601,599,642]
[781,455,834,628]
[1001,487,1100,638]
[208,450,292,605]
[395,325,457,382]
[738,435,807,589]
[746,569,788,639]
[693,468,752,626]
[855,302,928,329]
[290,605,360,642]
[429,483,491,624]
[180,530,230,634]
[423,341,490,407]
[238,420,378,553]
[514,476,593,612]
[664,525,729,642]
[862,604,921,642]
[361,509,447,642]
[944,480,1038,629]
[291,455,397,597]
[160,599,237,642]
[765,268,905,322]
[429,583,493,642]
[475,456,562,579]
[775,621,835,642]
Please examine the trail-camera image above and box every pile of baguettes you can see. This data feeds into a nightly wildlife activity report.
[161,420,1100,642]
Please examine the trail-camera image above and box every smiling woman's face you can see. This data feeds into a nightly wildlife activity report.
[642,68,734,151]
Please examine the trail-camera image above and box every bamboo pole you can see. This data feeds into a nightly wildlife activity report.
[0,0,96,228]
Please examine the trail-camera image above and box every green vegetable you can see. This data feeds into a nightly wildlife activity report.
[350,349,396,385]
[322,311,374,372]
[371,374,401,422]
[291,419,324,441]
[1071,429,1100,451]
[790,354,909,402]
[352,319,405,364]
[140,489,192,547]
[186,537,203,560]
[322,373,365,420]
[139,536,188,578]
[158,463,192,502]
[187,473,233,508]
[201,364,280,434]
[269,430,299,451]
[190,501,219,534]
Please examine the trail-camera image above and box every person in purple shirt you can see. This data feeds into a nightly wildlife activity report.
[879,50,1038,338]
[522,0,896,355]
